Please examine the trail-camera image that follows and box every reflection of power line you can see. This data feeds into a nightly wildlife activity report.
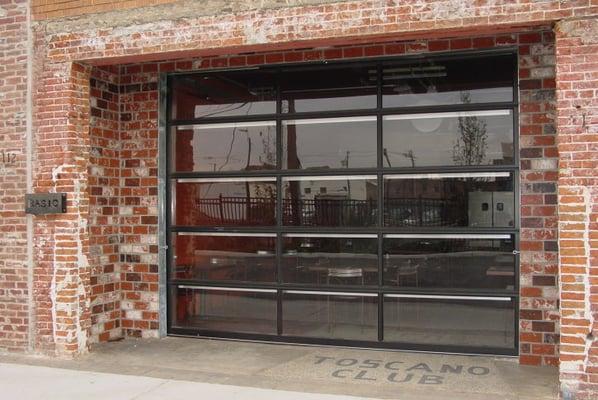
[344,151,351,198]
[383,148,392,167]
[204,102,252,197]
[217,127,246,172]
[298,152,375,157]
[217,102,253,172]
[402,150,417,168]
[196,101,249,118]
[383,148,417,167]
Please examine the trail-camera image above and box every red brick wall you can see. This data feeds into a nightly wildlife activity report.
[89,66,122,343]
[0,0,29,353]
[32,58,93,355]
[119,67,160,338]
[555,17,598,400]
[518,31,561,366]
[88,64,161,341]
[31,0,179,20]
[39,0,598,68]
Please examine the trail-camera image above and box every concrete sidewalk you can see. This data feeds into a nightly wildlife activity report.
[0,337,558,400]
[0,363,373,400]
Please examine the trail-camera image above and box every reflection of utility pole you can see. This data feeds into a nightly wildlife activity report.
[402,150,416,168]
[343,150,351,199]
[383,148,392,167]
[401,150,418,219]
[286,100,301,225]
[245,134,251,222]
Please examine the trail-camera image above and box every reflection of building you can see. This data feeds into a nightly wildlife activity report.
[498,142,514,165]
[384,176,514,227]
[294,178,376,201]
[468,192,515,227]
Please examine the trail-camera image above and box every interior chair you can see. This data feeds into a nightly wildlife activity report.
[326,267,365,334]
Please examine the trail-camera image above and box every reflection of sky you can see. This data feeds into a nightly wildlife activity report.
[284,120,377,169]
[186,89,513,171]
[282,95,375,113]
[186,112,512,172]
[384,87,513,107]
[190,125,276,172]
[383,113,513,167]
[194,101,275,118]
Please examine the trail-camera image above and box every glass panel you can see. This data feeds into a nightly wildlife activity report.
[384,296,515,349]
[172,233,276,282]
[383,235,515,290]
[383,54,514,107]
[383,172,514,227]
[280,64,377,113]
[173,178,277,226]
[171,286,277,334]
[172,122,277,172]
[283,291,377,340]
[282,235,378,286]
[382,110,514,167]
[170,71,277,120]
[283,176,378,227]
[282,117,377,170]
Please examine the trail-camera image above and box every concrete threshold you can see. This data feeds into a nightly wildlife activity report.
[0,337,558,400]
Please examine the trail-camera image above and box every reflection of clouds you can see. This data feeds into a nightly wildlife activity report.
[194,101,275,118]
[191,125,276,171]
[383,113,513,167]
[384,88,513,108]
[283,95,375,113]
[285,119,377,169]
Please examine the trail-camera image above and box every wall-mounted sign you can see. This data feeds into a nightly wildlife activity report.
[25,193,67,215]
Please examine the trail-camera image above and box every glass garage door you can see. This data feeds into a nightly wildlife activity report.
[166,51,519,355]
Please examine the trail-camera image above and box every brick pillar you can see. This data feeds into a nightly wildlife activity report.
[555,18,598,400]
[518,30,560,366]
[32,61,92,356]
[0,0,29,353]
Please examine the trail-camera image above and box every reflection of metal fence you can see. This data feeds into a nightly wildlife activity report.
[194,196,459,226]
[195,195,276,225]
[283,198,377,226]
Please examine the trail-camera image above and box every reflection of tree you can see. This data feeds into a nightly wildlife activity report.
[252,183,275,199]
[452,93,488,166]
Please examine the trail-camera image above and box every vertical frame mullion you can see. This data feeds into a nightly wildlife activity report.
[513,49,521,356]
[276,175,283,336]
[275,69,284,336]
[159,73,170,337]
[376,64,384,342]
[514,231,520,354]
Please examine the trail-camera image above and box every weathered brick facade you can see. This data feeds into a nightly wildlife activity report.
[1,0,597,398]
[0,0,29,354]
[89,66,121,343]
[555,17,598,400]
